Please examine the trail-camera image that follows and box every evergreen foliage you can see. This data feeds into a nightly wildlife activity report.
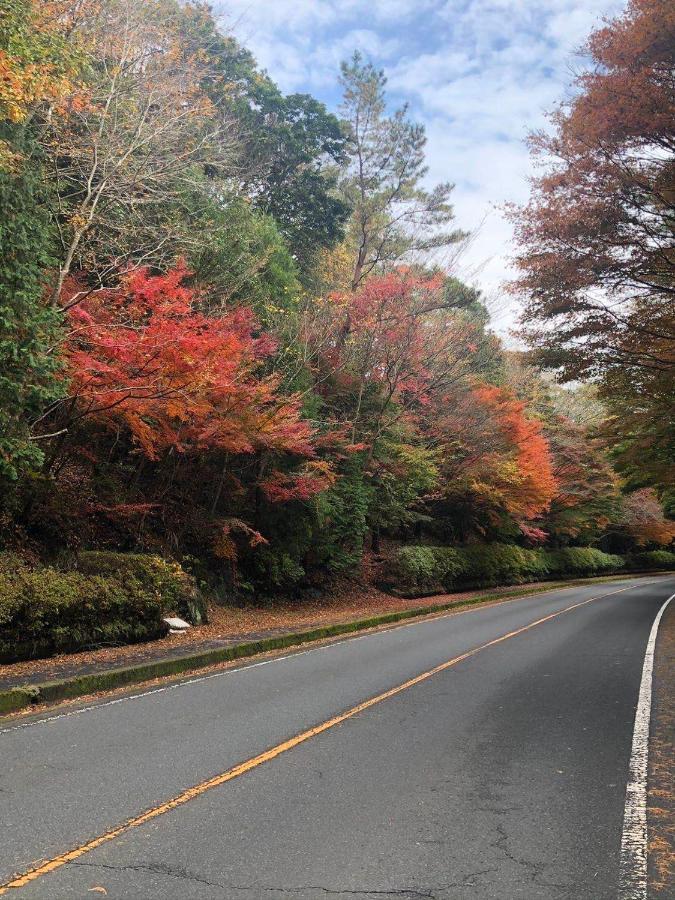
[0,137,64,479]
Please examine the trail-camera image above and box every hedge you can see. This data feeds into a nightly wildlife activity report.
[458,545,551,587]
[76,551,207,624]
[387,544,628,595]
[627,550,675,571]
[390,546,467,594]
[0,566,168,662]
[0,551,205,663]
[546,547,625,577]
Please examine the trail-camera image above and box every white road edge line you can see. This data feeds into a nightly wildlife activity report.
[0,576,665,738]
[617,590,674,900]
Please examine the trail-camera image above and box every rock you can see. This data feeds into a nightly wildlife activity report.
[162,616,191,633]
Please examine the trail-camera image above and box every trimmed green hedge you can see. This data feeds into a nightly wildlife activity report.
[626,549,675,570]
[0,566,169,662]
[0,551,206,663]
[546,547,625,577]
[76,552,207,624]
[459,545,551,587]
[387,544,627,595]
[391,546,467,594]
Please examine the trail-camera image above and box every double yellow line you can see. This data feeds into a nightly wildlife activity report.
[0,584,636,894]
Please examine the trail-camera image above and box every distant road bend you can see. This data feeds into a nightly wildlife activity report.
[1,575,673,899]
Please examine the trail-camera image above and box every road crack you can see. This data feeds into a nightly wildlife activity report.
[71,860,224,890]
[71,862,439,898]
[488,823,571,890]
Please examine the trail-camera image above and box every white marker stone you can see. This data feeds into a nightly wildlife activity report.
[163,616,191,632]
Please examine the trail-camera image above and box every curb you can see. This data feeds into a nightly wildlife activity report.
[0,687,40,715]
[0,599,488,713]
[2,572,673,716]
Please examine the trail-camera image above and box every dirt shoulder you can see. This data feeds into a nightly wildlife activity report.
[648,597,675,896]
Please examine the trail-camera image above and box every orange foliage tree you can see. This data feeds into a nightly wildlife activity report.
[511,0,674,380]
[510,0,674,493]
[0,0,82,165]
[427,383,558,537]
[622,489,675,547]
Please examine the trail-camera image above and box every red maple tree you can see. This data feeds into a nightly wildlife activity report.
[63,264,315,461]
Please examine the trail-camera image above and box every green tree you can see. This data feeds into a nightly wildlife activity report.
[241,90,351,274]
[366,434,439,552]
[186,196,301,322]
[338,52,466,290]
[176,15,351,275]
[0,135,64,479]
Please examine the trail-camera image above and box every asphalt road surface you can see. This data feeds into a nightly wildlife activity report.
[1,575,673,900]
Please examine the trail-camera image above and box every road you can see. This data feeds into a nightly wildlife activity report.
[1,575,673,899]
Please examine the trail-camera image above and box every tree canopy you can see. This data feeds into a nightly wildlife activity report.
[510,0,674,496]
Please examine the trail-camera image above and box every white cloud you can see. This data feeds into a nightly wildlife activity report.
[215,0,626,338]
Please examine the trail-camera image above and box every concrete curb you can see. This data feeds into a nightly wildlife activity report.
[0,687,40,714]
[2,572,672,716]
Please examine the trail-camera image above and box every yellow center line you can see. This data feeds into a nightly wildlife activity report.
[0,583,637,894]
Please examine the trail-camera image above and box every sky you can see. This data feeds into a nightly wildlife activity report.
[215,0,625,336]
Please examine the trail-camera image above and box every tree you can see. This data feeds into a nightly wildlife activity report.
[511,0,674,378]
[288,269,487,555]
[240,91,351,273]
[0,140,64,479]
[510,0,674,491]
[178,16,351,274]
[28,0,240,305]
[307,270,526,547]
[417,379,558,542]
[497,356,621,545]
[27,262,329,570]
[363,432,439,552]
[318,270,483,451]
[0,0,80,167]
[621,488,675,547]
[186,197,302,323]
[0,0,80,478]
[599,363,675,491]
[543,417,621,545]
[339,53,466,291]
[56,264,314,463]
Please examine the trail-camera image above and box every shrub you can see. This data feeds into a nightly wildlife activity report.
[386,543,626,596]
[76,552,206,624]
[0,567,168,662]
[519,548,551,582]
[459,544,550,588]
[388,546,467,595]
[626,550,675,571]
[248,547,306,594]
[544,547,624,577]
[0,551,30,576]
